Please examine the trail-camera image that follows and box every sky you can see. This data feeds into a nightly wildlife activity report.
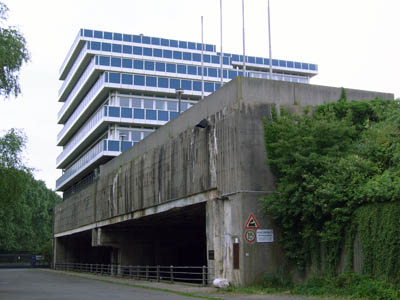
[0,0,399,191]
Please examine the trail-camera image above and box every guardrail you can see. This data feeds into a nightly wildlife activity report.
[54,263,214,286]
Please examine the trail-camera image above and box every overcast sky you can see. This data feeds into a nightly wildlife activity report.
[1,0,399,190]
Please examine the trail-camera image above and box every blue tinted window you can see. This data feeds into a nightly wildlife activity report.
[188,66,196,75]
[166,63,176,73]
[112,44,122,53]
[193,81,201,91]
[123,34,132,42]
[163,50,172,58]
[196,43,203,50]
[104,72,108,82]
[238,71,243,77]
[239,55,244,62]
[170,111,179,119]
[168,101,177,111]
[146,76,157,87]
[264,58,270,65]
[183,52,191,61]
[181,80,191,90]
[91,41,101,50]
[111,57,121,67]
[134,108,145,119]
[104,32,112,40]
[133,35,141,43]
[122,74,133,85]
[204,82,214,92]
[84,29,93,37]
[231,54,239,61]
[188,42,196,49]
[179,41,187,48]
[146,110,157,120]
[215,83,221,90]
[228,70,237,79]
[123,45,132,54]
[95,56,98,64]
[143,47,152,56]
[272,59,279,66]
[109,106,120,117]
[173,51,182,59]
[94,30,102,38]
[114,33,122,41]
[193,53,201,62]
[145,61,154,70]
[177,65,186,74]
[197,67,207,76]
[134,60,143,69]
[156,62,165,72]
[287,61,294,68]
[295,62,301,69]
[151,37,160,45]
[102,43,111,52]
[122,59,132,68]
[121,141,132,152]
[109,73,120,84]
[170,39,178,47]
[256,57,263,64]
[223,57,229,65]
[310,64,317,71]
[154,49,162,57]
[100,56,110,66]
[279,60,286,67]
[203,54,210,63]
[218,69,227,79]
[170,79,180,89]
[134,75,145,86]
[301,63,309,70]
[133,46,142,55]
[212,55,220,64]
[208,68,217,77]
[161,38,169,46]
[108,140,119,151]
[142,36,150,44]
[158,77,168,88]
[158,111,169,121]
[248,56,255,64]
[205,44,213,51]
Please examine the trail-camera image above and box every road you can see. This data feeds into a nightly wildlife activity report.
[0,269,203,300]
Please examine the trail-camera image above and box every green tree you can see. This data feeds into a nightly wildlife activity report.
[0,2,29,98]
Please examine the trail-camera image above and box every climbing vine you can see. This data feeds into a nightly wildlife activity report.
[262,98,400,277]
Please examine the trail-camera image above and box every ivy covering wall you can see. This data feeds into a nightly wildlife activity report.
[262,97,400,282]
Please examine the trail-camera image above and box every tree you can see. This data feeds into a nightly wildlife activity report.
[0,2,29,98]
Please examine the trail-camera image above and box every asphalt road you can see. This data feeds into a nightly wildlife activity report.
[0,269,202,300]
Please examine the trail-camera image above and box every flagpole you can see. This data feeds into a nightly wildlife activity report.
[201,16,204,100]
[220,0,224,85]
[242,0,246,76]
[268,0,272,79]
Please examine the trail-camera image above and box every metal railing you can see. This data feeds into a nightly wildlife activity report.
[54,263,214,286]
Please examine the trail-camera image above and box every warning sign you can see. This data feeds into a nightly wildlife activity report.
[245,213,260,229]
[245,230,256,243]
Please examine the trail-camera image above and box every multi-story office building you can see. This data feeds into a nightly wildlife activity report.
[56,28,318,194]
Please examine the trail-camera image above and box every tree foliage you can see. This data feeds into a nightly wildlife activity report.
[0,129,61,254]
[262,99,400,274]
[0,2,30,98]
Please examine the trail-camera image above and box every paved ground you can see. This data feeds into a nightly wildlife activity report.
[0,269,330,300]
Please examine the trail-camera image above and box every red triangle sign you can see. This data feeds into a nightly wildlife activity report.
[245,213,260,229]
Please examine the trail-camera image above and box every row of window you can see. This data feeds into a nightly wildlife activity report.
[87,41,317,71]
[118,97,192,111]
[82,28,215,52]
[96,56,241,79]
[105,106,180,122]
[104,72,221,93]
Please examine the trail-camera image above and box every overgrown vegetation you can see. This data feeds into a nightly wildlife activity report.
[262,97,400,282]
[0,129,61,257]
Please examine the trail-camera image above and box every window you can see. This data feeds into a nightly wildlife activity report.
[113,33,122,41]
[122,74,133,85]
[231,54,239,61]
[181,80,191,90]
[123,45,132,54]
[112,44,122,53]
[132,98,141,108]
[287,61,294,68]
[183,52,191,61]
[143,47,152,56]
[223,57,229,65]
[205,44,213,51]
[272,59,279,66]
[179,41,187,48]
[146,110,157,120]
[158,77,168,88]
[142,36,151,44]
[133,35,141,43]
[156,100,165,110]
[94,31,102,38]
[208,68,217,77]
[264,58,270,65]
[134,108,145,119]
[301,63,309,70]
[158,111,169,121]
[104,32,112,40]
[177,65,186,74]
[193,53,201,62]
[310,64,317,71]
[101,43,111,52]
[134,75,145,86]
[134,60,143,69]
[167,101,177,111]
[170,79,180,89]
[203,54,210,63]
[122,59,132,69]
[228,70,237,79]
[90,41,101,50]
[151,37,160,45]
[111,57,121,67]
[145,61,154,70]
[188,42,196,50]
[170,39,178,47]
[256,57,263,64]
[146,76,157,87]
[173,51,182,60]
[248,56,255,64]
[196,43,203,51]
[154,49,162,57]
[193,81,201,91]
[109,73,120,84]
[187,66,196,75]
[161,38,169,46]
[279,60,286,67]
[123,34,132,42]
[295,62,301,69]
[132,131,141,141]
[156,62,165,72]
[120,97,130,107]
[204,82,214,93]
[84,29,93,37]
[163,49,172,58]
[166,63,176,73]
[100,56,110,66]
[212,55,220,64]
[143,99,153,109]
[133,46,142,55]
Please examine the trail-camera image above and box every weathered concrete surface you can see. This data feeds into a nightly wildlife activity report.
[54,77,394,286]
